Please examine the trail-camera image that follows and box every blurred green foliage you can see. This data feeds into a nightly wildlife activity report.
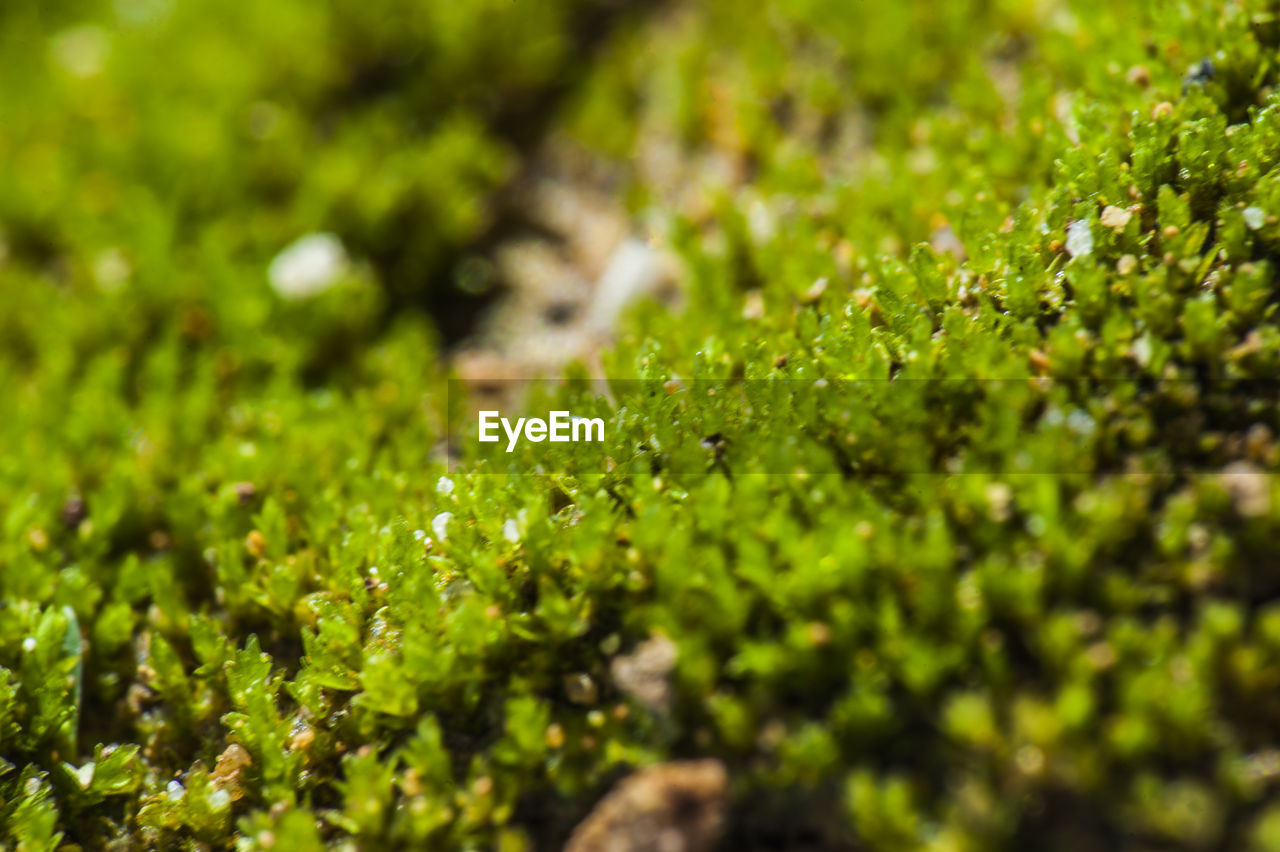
[4,0,1280,849]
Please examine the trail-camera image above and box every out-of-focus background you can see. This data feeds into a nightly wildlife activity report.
[0,0,1105,379]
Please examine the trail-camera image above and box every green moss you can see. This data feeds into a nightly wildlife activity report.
[4,0,1280,849]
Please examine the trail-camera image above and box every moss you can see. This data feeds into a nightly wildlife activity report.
[4,0,1280,849]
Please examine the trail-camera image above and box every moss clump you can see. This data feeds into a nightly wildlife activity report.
[4,0,1280,849]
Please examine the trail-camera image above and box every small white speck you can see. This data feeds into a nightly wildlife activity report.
[1066,220,1094,257]
[413,529,426,542]
[22,637,36,653]
[166,780,185,801]
[436,476,454,496]
[207,787,231,811]
[1244,206,1266,230]
[431,512,453,541]
[268,233,348,300]
[75,762,96,789]
[1131,336,1152,366]
[502,519,520,543]
[584,238,669,334]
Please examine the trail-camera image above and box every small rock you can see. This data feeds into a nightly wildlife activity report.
[207,787,232,811]
[212,743,253,801]
[1126,65,1151,87]
[1220,461,1271,518]
[565,760,728,852]
[1065,220,1094,257]
[1100,205,1132,231]
[1244,206,1266,231]
[611,635,678,713]
[929,224,967,261]
[584,239,674,335]
[1130,336,1152,367]
[802,277,828,305]
[268,233,348,300]
[985,482,1013,523]
[1246,423,1276,464]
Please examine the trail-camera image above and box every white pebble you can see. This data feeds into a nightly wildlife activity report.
[431,512,453,542]
[166,780,185,801]
[268,233,348,300]
[1100,205,1132,231]
[207,787,231,811]
[502,519,520,543]
[22,637,36,653]
[436,476,454,496]
[1244,206,1266,230]
[584,239,668,334]
[1066,220,1094,257]
[1131,336,1152,367]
